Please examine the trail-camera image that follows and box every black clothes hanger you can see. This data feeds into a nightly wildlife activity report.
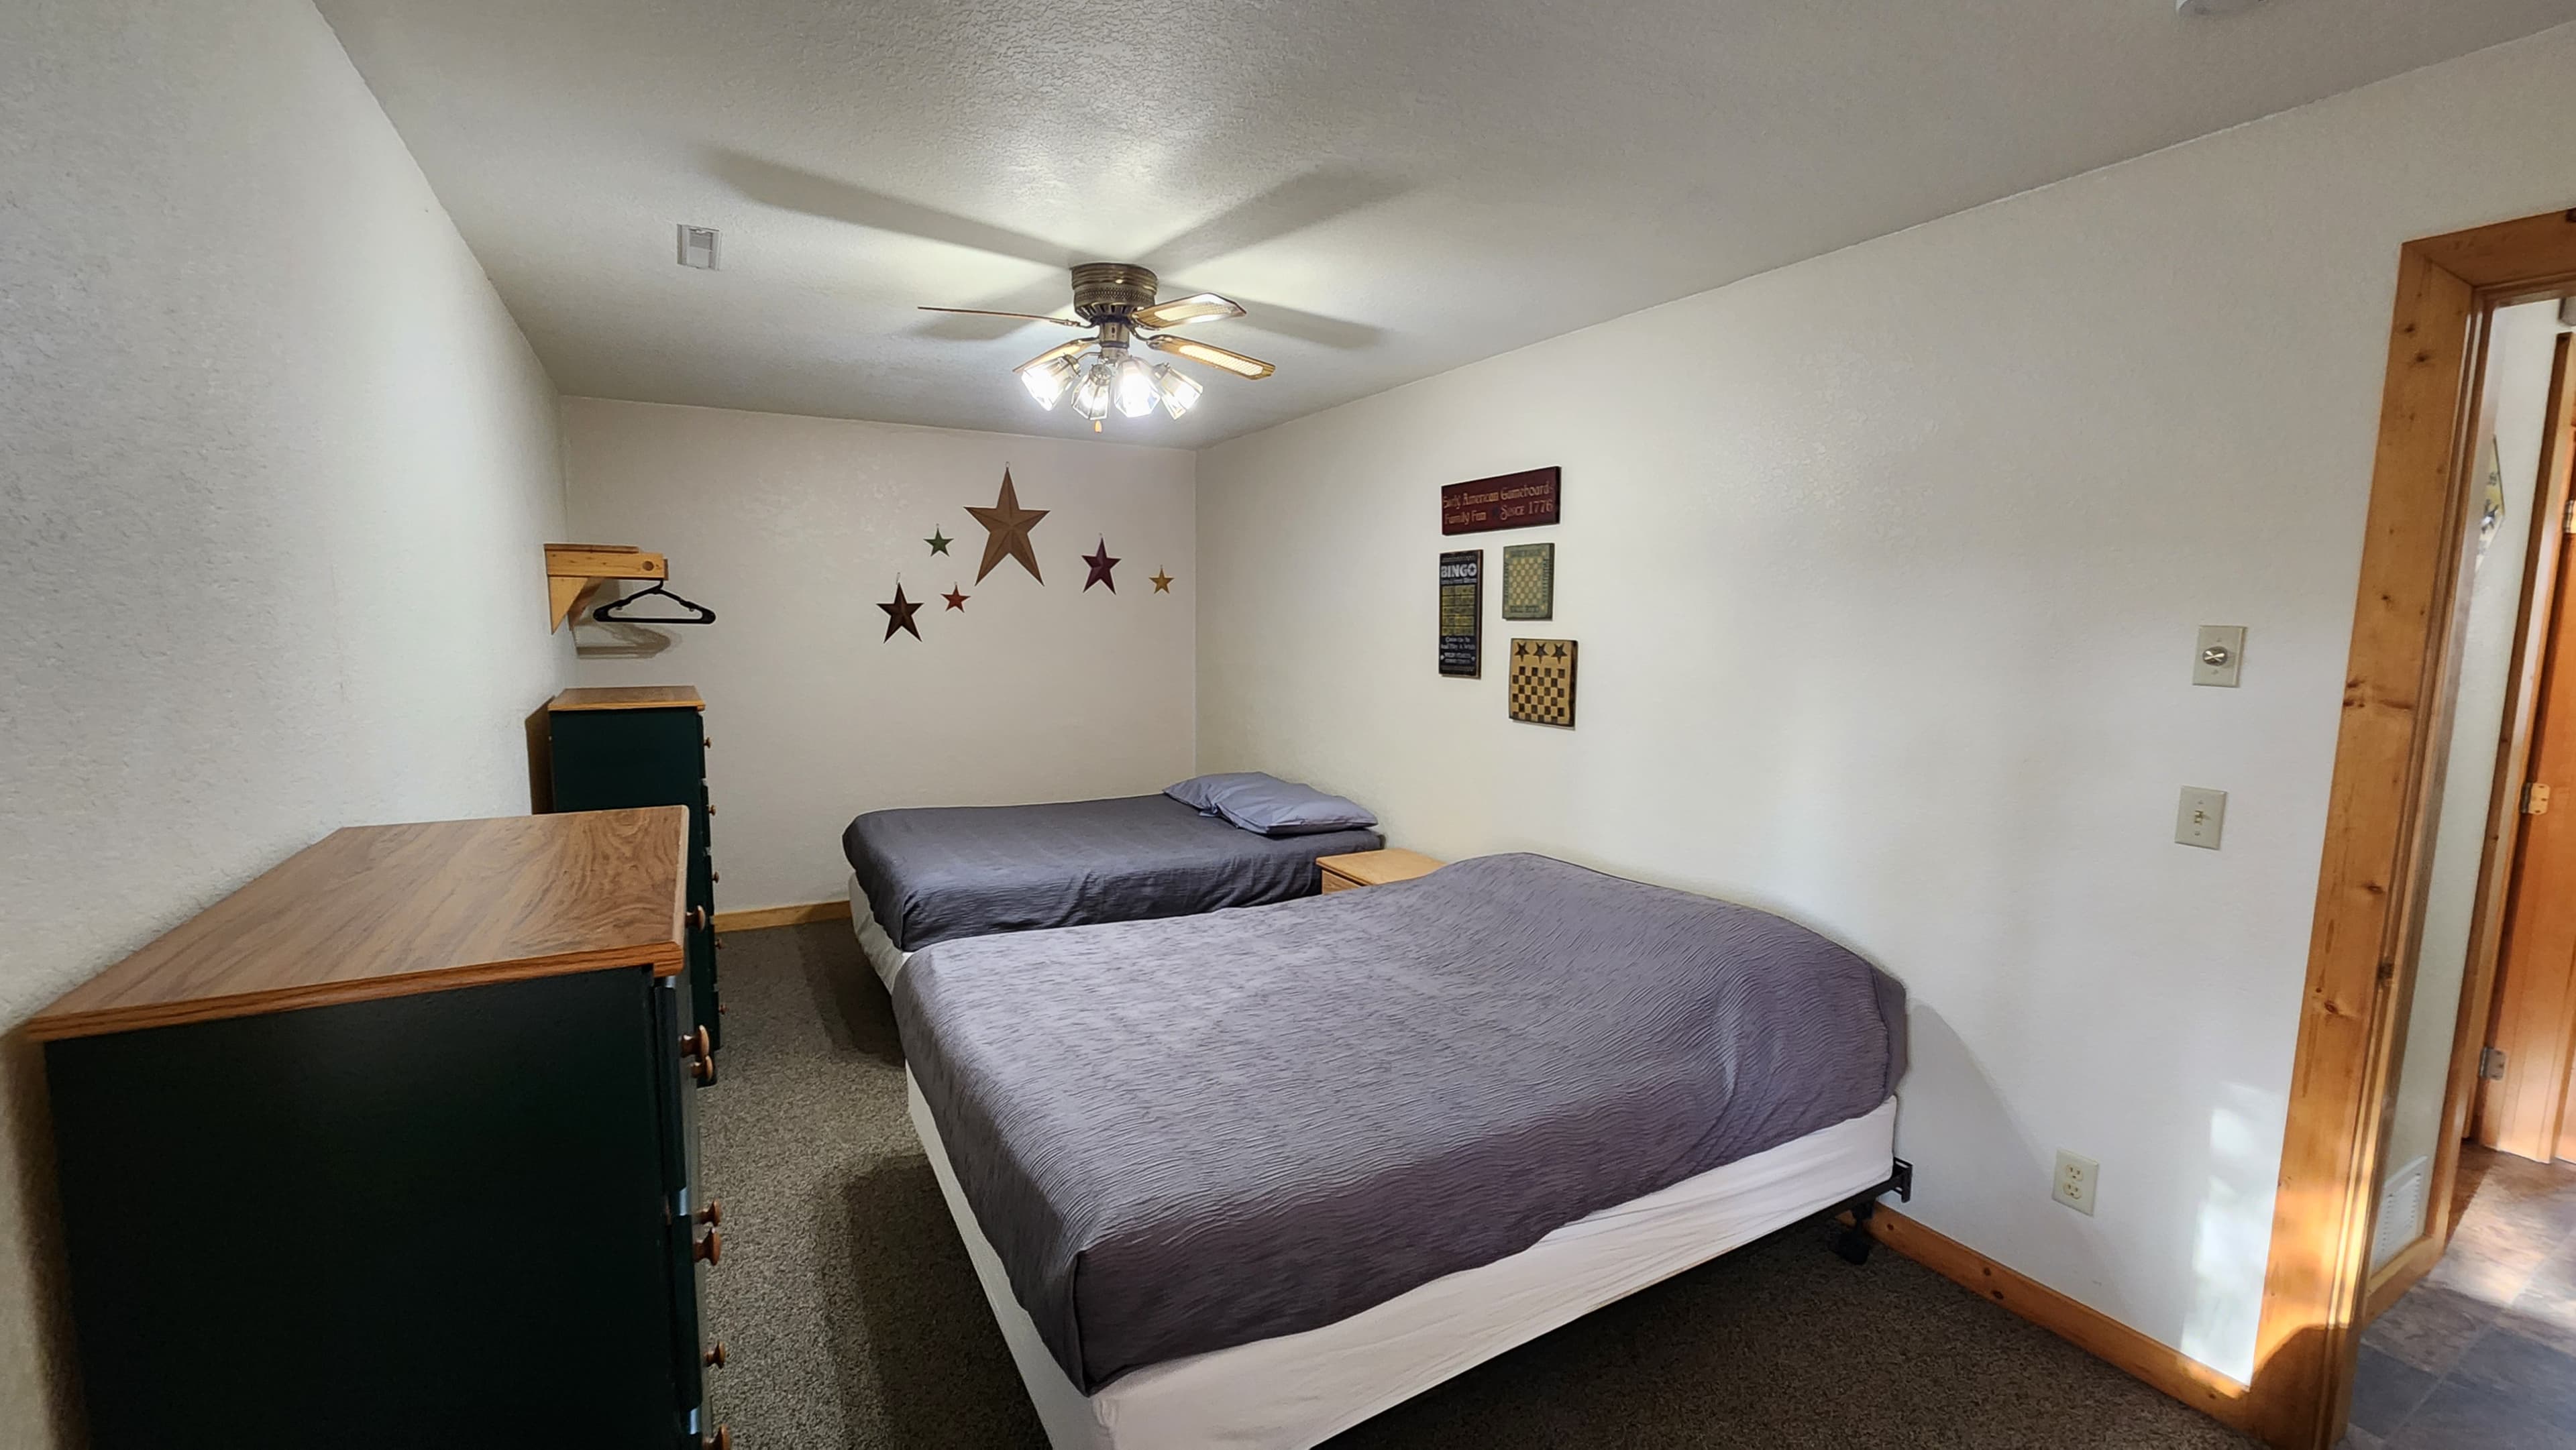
[592,579,716,625]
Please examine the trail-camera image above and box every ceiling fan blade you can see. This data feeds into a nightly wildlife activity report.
[1146,334,1275,380]
[918,306,1088,327]
[1013,337,1095,373]
[1131,293,1246,330]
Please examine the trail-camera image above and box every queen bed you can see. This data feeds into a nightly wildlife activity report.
[890,852,1909,1450]
[843,787,1382,982]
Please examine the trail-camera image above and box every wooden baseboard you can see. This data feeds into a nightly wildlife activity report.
[2362,1233,2442,1324]
[712,899,853,932]
[1859,1207,2257,1433]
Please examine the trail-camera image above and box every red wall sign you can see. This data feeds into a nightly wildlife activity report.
[1441,467,1561,535]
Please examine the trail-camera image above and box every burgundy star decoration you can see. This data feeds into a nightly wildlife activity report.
[942,584,969,611]
[1081,538,1120,593]
[877,582,923,640]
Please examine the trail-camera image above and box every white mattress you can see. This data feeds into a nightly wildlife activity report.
[847,873,911,985]
[909,1072,1898,1450]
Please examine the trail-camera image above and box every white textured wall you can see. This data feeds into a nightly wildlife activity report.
[0,2,570,1439]
[1195,25,2576,1386]
[564,399,1196,910]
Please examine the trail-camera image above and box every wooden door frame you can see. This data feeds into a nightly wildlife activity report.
[2251,206,2576,1450]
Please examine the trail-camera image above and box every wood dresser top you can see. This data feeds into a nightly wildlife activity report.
[547,685,704,712]
[29,810,689,1042]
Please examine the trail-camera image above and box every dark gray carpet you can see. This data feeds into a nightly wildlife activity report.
[701,921,2257,1449]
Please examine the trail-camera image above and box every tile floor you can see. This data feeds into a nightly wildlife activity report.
[2343,1145,2576,1448]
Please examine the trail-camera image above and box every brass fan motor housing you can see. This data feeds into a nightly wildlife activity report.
[1070,262,1159,324]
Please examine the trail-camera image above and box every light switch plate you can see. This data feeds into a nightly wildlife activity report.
[2194,625,2246,687]
[2177,787,2227,849]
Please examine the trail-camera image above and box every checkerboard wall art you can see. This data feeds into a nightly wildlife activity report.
[1501,543,1554,620]
[1507,638,1578,727]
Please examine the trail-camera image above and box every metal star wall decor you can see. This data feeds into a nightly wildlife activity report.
[942,585,969,611]
[925,528,952,556]
[1082,538,1121,593]
[878,582,923,640]
[1149,569,1175,594]
[966,467,1048,583]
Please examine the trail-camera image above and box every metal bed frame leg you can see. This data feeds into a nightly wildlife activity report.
[1829,1158,1913,1265]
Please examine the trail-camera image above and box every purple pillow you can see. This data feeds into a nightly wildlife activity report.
[1165,772,1278,815]
[1207,778,1379,838]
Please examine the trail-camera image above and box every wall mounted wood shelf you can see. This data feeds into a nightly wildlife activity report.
[545,543,667,632]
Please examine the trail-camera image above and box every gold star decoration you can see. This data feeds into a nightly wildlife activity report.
[966,467,1048,583]
[1150,569,1175,594]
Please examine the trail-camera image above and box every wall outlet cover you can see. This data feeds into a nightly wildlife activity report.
[2053,1149,2099,1216]
[2194,625,2246,687]
[2177,786,2227,849]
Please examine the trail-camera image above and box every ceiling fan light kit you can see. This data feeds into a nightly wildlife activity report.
[921,262,1275,432]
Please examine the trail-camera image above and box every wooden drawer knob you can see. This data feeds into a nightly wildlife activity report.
[703,736,712,749]
[682,1027,716,1084]
[705,803,716,817]
[698,1198,722,1227]
[704,1342,727,1369]
[694,1229,722,1266]
[702,1429,730,1450]
[688,905,709,931]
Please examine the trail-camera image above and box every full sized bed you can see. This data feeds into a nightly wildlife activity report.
[843,792,1382,980]
[892,853,1909,1450]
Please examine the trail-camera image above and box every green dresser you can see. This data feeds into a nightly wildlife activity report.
[548,686,722,1050]
[32,810,729,1450]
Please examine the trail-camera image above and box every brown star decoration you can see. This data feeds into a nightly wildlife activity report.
[1149,569,1175,594]
[966,467,1048,583]
[1081,538,1120,592]
[942,584,969,611]
[877,582,923,640]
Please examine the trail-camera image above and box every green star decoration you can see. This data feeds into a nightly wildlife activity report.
[924,528,953,556]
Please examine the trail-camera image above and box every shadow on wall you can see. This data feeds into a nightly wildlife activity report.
[3,1031,87,1447]
[1902,1005,2135,1314]
[573,621,675,660]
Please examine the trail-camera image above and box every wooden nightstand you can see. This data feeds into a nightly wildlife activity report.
[1317,848,1446,893]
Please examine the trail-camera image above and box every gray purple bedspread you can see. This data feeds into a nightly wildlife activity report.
[842,793,1383,950]
[892,852,1907,1392]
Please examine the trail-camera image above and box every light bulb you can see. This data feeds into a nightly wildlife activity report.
[1112,355,1159,419]
[1070,359,1113,422]
[1152,364,1202,419]
[1018,354,1079,409]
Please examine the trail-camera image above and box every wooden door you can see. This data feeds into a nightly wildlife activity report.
[2560,1047,2576,1162]
[2481,333,2576,1163]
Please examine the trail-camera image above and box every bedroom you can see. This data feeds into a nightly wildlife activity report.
[8,1,2576,1448]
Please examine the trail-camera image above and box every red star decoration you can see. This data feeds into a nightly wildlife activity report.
[942,584,969,611]
[877,582,922,640]
[1081,537,1120,593]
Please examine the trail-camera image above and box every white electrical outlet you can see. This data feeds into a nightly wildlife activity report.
[2053,1150,2099,1216]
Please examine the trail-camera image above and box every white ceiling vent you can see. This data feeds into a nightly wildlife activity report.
[675,225,720,270]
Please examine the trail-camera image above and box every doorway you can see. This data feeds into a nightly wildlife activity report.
[2339,305,2576,1447]
[2248,208,2576,1450]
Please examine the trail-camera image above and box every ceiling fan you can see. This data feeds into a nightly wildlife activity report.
[920,262,1276,431]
